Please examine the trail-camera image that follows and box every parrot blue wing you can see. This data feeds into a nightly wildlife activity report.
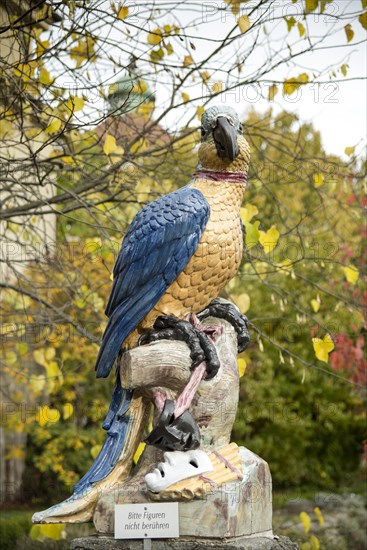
[95,185,210,378]
[72,185,210,498]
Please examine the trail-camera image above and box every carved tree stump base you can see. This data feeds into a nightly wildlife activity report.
[93,447,273,540]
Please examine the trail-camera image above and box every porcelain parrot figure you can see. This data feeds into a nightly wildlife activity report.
[34,106,251,521]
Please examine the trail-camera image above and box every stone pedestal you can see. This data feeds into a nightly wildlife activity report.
[92,447,273,539]
[70,535,299,549]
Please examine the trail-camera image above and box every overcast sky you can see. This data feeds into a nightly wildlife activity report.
[151,0,367,160]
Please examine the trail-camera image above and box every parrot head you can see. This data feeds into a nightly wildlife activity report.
[198,105,250,172]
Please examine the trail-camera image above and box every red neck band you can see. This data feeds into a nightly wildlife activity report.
[193,168,247,184]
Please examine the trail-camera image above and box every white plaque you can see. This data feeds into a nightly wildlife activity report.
[115,502,179,539]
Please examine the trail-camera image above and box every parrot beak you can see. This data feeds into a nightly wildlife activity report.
[212,116,240,161]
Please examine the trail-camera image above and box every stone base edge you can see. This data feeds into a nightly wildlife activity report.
[70,534,299,550]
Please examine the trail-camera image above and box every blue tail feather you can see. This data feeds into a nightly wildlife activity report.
[72,371,134,497]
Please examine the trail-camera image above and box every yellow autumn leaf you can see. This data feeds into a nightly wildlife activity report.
[133,442,146,464]
[147,29,162,46]
[240,204,258,223]
[259,225,279,253]
[45,116,62,134]
[200,71,210,83]
[300,511,311,533]
[29,375,46,394]
[313,173,324,187]
[235,293,250,313]
[70,37,97,67]
[268,84,278,101]
[311,298,320,312]
[118,6,129,19]
[63,403,74,420]
[310,535,320,550]
[343,265,359,284]
[39,524,65,541]
[344,24,354,42]
[212,81,223,93]
[283,73,309,96]
[314,507,324,527]
[244,221,260,249]
[6,445,25,460]
[91,444,102,459]
[359,11,367,30]
[181,92,190,103]
[165,42,174,55]
[66,96,85,112]
[238,357,247,377]
[45,347,56,361]
[197,106,204,119]
[344,145,356,156]
[33,349,46,366]
[298,22,305,37]
[39,68,53,86]
[312,334,334,363]
[103,133,124,156]
[237,15,250,33]
[38,405,60,427]
[45,361,62,381]
[305,0,318,13]
[183,55,193,67]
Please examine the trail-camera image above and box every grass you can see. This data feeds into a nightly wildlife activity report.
[0,508,94,550]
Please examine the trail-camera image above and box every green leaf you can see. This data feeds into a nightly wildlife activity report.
[344,24,354,42]
[340,64,348,77]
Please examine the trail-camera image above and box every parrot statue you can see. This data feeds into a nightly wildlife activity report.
[64,105,250,502]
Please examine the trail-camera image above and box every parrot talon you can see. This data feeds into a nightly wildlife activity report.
[139,314,220,380]
[197,297,250,353]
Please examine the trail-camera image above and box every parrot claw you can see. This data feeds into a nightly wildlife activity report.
[138,314,220,380]
[197,297,250,353]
